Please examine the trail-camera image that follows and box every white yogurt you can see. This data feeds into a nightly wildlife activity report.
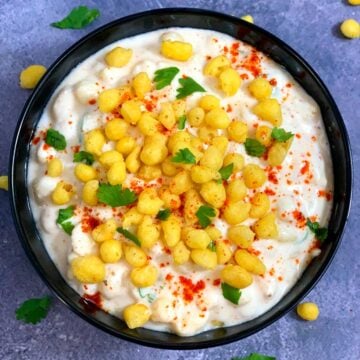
[28,28,333,336]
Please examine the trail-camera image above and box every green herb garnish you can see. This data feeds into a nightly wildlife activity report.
[154,67,180,90]
[306,218,328,242]
[97,184,137,207]
[221,283,241,305]
[219,163,234,181]
[271,127,294,142]
[244,138,266,157]
[73,151,94,165]
[207,241,216,252]
[56,206,75,235]
[51,6,100,29]
[45,128,66,150]
[232,353,276,360]
[171,148,196,164]
[15,296,52,324]
[156,208,171,221]
[117,227,141,246]
[176,77,206,99]
[196,205,216,228]
[178,115,187,130]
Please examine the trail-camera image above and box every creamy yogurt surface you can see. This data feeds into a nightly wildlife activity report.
[28,27,333,336]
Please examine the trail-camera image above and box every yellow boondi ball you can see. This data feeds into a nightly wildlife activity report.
[241,15,254,23]
[348,0,360,5]
[340,19,360,39]
[0,175,9,190]
[20,65,47,89]
[71,255,105,284]
[296,302,320,321]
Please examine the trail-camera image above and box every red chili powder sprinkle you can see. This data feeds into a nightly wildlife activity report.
[164,247,171,255]
[318,190,333,201]
[277,276,283,282]
[311,136,317,142]
[213,279,221,286]
[292,210,306,228]
[286,83,292,88]
[268,170,279,185]
[81,215,100,233]
[88,99,96,105]
[295,133,301,139]
[269,78,277,86]
[71,145,80,153]
[179,276,206,302]
[300,160,310,175]
[248,247,261,256]
[240,73,249,80]
[269,267,275,276]
[241,50,262,77]
[264,187,276,196]
[42,143,50,150]
[32,136,41,145]
[226,104,233,112]
[165,274,173,281]
[206,55,212,60]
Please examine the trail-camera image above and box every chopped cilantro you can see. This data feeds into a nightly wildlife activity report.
[306,218,328,242]
[56,206,75,235]
[51,6,100,29]
[221,282,241,305]
[178,115,187,130]
[73,151,94,165]
[45,128,66,150]
[97,184,137,207]
[176,77,206,99]
[196,205,216,228]
[154,67,180,90]
[271,127,294,142]
[244,138,266,157]
[219,163,234,181]
[171,148,196,164]
[117,227,141,246]
[15,296,52,324]
[156,208,171,221]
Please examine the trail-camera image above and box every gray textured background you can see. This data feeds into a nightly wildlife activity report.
[0,0,359,359]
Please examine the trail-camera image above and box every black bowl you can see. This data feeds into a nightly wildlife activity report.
[9,8,352,349]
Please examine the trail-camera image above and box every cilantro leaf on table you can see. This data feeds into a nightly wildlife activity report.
[97,184,137,207]
[154,67,180,90]
[156,208,171,221]
[196,205,216,228]
[244,138,266,157]
[219,163,234,181]
[306,218,328,242]
[176,77,206,99]
[271,127,294,142]
[221,282,241,305]
[178,115,187,130]
[45,128,66,150]
[117,227,141,246]
[15,296,52,324]
[51,6,100,29]
[56,205,75,235]
[73,151,94,165]
[171,148,196,164]
[231,353,276,360]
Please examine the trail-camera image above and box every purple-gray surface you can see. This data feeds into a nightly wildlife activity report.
[0,0,359,359]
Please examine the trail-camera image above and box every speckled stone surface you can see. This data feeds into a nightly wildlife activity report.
[0,0,359,359]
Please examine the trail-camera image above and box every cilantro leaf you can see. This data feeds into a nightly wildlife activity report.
[219,163,234,181]
[97,184,137,207]
[117,227,141,246]
[196,205,216,228]
[56,206,75,235]
[171,148,196,164]
[306,218,328,242]
[15,296,52,324]
[176,77,206,99]
[178,115,187,130]
[45,128,66,150]
[73,151,94,165]
[231,353,276,360]
[156,208,171,221]
[207,241,216,252]
[244,138,266,157]
[51,6,100,29]
[271,127,294,142]
[221,282,241,305]
[154,67,180,90]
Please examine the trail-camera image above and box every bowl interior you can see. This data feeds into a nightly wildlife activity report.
[10,8,352,349]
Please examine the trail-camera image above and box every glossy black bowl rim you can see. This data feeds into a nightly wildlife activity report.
[9,7,352,349]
